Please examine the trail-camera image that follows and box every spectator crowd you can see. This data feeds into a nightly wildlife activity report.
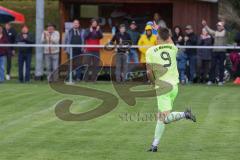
[0,12,240,85]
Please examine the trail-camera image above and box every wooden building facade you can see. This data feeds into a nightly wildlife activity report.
[59,0,219,65]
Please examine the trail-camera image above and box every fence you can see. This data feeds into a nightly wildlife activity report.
[0,44,239,84]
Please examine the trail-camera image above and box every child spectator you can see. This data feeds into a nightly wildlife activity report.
[177,52,188,84]
[16,25,35,83]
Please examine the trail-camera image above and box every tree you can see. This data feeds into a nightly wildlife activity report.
[228,0,240,15]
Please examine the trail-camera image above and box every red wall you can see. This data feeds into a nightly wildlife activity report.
[173,0,218,34]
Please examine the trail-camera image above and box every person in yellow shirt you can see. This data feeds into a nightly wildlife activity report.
[138,25,158,63]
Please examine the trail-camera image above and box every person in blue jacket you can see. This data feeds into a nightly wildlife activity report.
[177,51,188,84]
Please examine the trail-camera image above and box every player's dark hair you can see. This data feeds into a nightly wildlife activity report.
[159,28,170,41]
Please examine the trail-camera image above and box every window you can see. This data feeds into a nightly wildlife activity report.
[80,5,99,18]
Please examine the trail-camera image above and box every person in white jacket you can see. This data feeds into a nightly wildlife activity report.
[41,23,60,82]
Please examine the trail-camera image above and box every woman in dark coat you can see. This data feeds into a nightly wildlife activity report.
[172,26,184,45]
[197,28,213,83]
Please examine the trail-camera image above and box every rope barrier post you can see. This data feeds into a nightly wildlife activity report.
[66,47,74,85]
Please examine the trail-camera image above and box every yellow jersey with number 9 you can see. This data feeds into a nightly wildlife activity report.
[146,43,179,85]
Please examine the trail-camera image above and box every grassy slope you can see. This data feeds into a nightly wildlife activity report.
[0,82,239,160]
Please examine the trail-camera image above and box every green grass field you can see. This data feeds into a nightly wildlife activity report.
[0,82,240,160]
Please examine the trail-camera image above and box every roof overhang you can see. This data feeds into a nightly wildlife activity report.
[61,0,219,3]
[198,0,218,3]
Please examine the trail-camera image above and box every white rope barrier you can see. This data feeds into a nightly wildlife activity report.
[0,44,240,49]
[1,44,238,84]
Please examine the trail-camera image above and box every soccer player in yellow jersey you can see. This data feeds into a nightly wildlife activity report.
[146,28,196,152]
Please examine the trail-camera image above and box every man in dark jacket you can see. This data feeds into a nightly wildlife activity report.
[64,19,85,81]
[127,21,140,63]
[83,18,103,82]
[110,24,131,83]
[4,23,17,80]
[16,25,35,83]
[184,25,198,83]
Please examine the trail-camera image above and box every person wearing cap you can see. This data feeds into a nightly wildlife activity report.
[41,23,60,82]
[110,24,131,83]
[127,21,140,63]
[184,25,198,83]
[202,20,227,86]
[138,25,157,63]
[83,18,103,82]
